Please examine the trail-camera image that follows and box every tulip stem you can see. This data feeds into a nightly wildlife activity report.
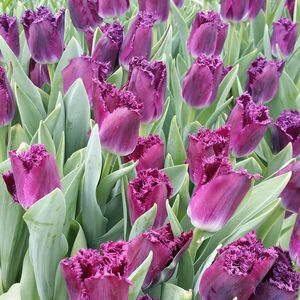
[101,152,114,179]
[189,228,204,262]
[0,125,8,162]
[188,108,197,123]
[47,64,55,84]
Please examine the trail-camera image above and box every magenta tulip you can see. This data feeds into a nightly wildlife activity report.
[248,0,266,19]
[220,0,249,21]
[29,58,50,88]
[290,213,300,268]
[98,0,130,18]
[286,0,295,16]
[138,0,170,22]
[173,0,184,7]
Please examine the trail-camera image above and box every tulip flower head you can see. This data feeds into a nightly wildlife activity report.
[286,0,295,17]
[220,0,250,21]
[174,0,184,7]
[138,0,170,22]
[98,0,130,18]
[248,0,266,19]
[29,58,50,88]
[290,213,300,268]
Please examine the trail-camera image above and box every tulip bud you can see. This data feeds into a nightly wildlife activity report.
[22,6,65,64]
[187,11,228,58]
[68,0,102,31]
[127,168,173,227]
[0,14,20,59]
[123,134,164,171]
[29,58,50,88]
[271,17,298,58]
[0,66,15,127]
[286,0,295,17]
[227,93,271,157]
[182,54,224,108]
[246,56,285,104]
[92,22,123,74]
[127,224,192,288]
[126,57,167,123]
[62,55,109,102]
[92,81,143,155]
[98,0,130,18]
[174,0,184,7]
[138,0,170,22]
[290,213,300,268]
[248,0,266,19]
[119,12,156,69]
[199,231,278,300]
[2,144,61,209]
[272,110,300,157]
[186,126,230,185]
[220,0,249,21]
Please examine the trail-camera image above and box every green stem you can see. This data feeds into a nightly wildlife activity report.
[101,152,114,179]
[47,64,55,84]
[0,126,9,162]
[189,228,204,262]
[188,107,197,124]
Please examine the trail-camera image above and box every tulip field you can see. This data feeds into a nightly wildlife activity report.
[1,0,300,299]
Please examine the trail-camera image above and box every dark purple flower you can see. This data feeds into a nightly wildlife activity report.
[2,144,61,209]
[92,22,123,74]
[248,0,266,19]
[98,0,130,18]
[187,11,228,58]
[246,56,285,104]
[186,126,230,185]
[29,58,50,88]
[119,12,156,69]
[286,0,295,16]
[127,168,173,227]
[123,134,164,171]
[221,65,233,80]
[138,0,170,22]
[220,0,250,21]
[227,93,271,157]
[173,0,184,7]
[21,6,65,64]
[126,57,167,123]
[85,28,94,54]
[272,110,300,157]
[0,14,20,59]
[92,81,143,155]
[199,231,278,300]
[182,54,224,108]
[290,213,300,268]
[68,0,102,31]
[0,66,15,127]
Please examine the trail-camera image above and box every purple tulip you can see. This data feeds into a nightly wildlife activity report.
[290,213,300,268]
[227,93,271,157]
[98,0,130,18]
[92,81,143,155]
[0,66,15,127]
[62,55,109,102]
[137,295,157,300]
[123,134,164,171]
[21,6,65,64]
[85,28,94,54]
[272,110,300,157]
[248,0,266,19]
[271,17,298,57]
[0,14,20,59]
[92,22,123,74]
[199,231,278,300]
[251,247,300,300]
[138,0,170,22]
[187,11,228,58]
[2,144,61,209]
[127,224,192,288]
[126,57,167,123]
[173,0,184,7]
[186,126,230,185]
[220,0,250,21]
[119,12,156,69]
[29,58,50,88]
[286,0,295,16]
[127,168,173,227]
[182,54,224,108]
[246,56,285,104]
[68,0,102,31]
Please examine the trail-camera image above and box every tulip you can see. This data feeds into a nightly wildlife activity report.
[123,134,164,171]
[173,0,184,7]
[286,0,295,17]
[22,6,65,64]
[62,55,109,102]
[2,144,61,209]
[68,0,102,31]
[227,93,271,157]
[187,11,228,58]
[220,0,249,21]
[126,57,167,123]
[85,28,94,54]
[186,126,230,185]
[119,12,156,69]
[248,0,266,19]
[188,157,256,232]
[0,14,20,59]
[246,56,285,104]
[127,168,173,227]
[182,54,224,108]
[272,110,300,157]
[92,81,143,155]
[251,247,300,299]
[137,296,156,300]
[0,66,15,127]
[138,0,170,22]
[271,17,298,58]
[199,231,278,300]
[127,224,192,288]
[29,58,50,88]
[290,213,300,268]
[92,22,123,74]
[98,0,130,18]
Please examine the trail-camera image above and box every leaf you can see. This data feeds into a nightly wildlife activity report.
[235,157,263,174]
[37,121,56,155]
[0,284,21,300]
[263,24,272,59]
[161,283,192,300]
[107,67,123,88]
[68,220,87,256]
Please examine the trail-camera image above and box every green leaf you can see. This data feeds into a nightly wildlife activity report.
[150,97,170,135]
[235,157,263,174]
[68,220,87,256]
[64,148,85,176]
[161,283,192,300]
[37,121,56,155]
[0,284,21,300]
[263,24,272,59]
[224,23,240,66]
[107,67,123,88]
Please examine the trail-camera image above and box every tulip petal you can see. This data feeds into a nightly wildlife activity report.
[98,0,130,18]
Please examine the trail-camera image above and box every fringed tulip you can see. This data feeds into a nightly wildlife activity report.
[248,0,266,19]
[29,58,50,88]
[227,93,271,157]
[85,28,94,54]
[290,213,300,268]
[220,0,249,21]
[22,6,65,64]
[98,0,130,18]
[286,0,295,17]
[138,0,170,22]
[127,168,173,227]
[182,54,224,108]
[187,11,228,58]
[246,56,285,104]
